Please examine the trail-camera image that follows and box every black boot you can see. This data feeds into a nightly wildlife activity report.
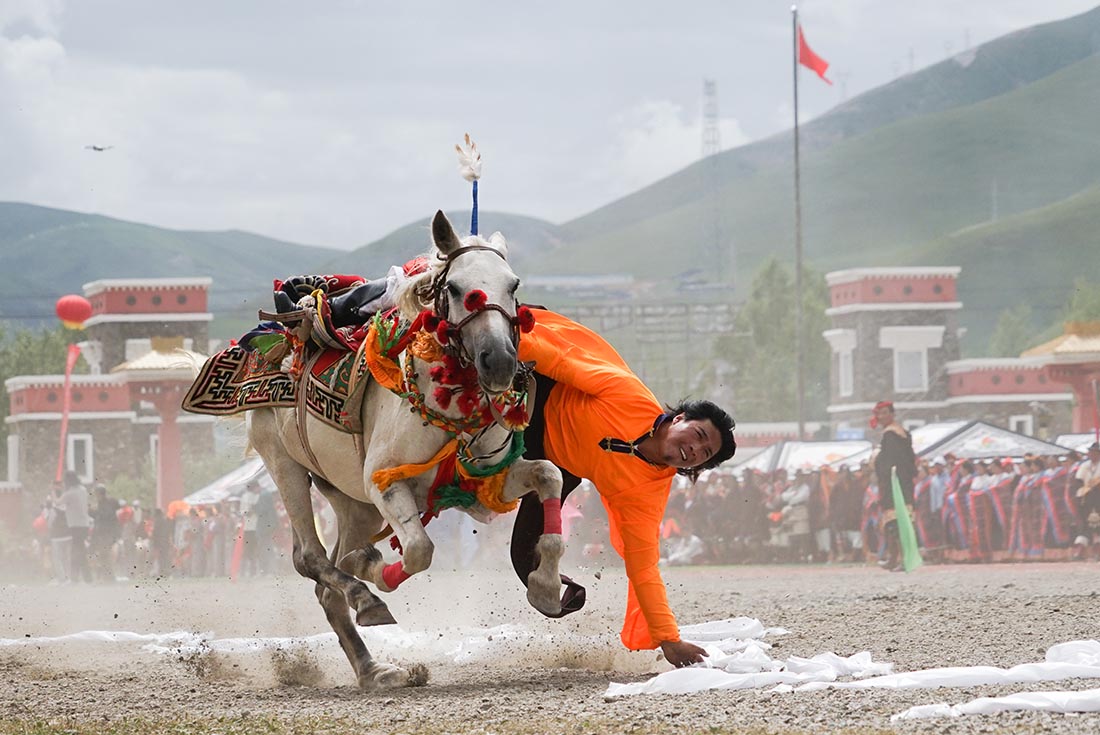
[327,282,388,327]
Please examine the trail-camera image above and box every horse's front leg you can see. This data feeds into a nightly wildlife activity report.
[362,478,434,592]
[503,458,564,615]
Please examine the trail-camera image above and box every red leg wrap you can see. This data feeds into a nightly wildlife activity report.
[382,562,411,590]
[542,497,562,535]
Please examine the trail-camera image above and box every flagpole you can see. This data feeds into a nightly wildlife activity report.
[792,5,806,440]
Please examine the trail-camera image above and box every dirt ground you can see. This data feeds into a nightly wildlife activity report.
[2,560,1100,734]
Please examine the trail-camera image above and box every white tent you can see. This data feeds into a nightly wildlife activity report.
[183,458,276,505]
[731,440,870,474]
[1056,433,1100,453]
[832,421,969,467]
[920,421,1068,459]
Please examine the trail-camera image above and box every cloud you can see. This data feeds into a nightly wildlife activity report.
[605,99,749,191]
[0,0,63,35]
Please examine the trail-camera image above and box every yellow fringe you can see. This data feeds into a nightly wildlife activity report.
[408,330,445,362]
[371,439,458,493]
[459,463,519,514]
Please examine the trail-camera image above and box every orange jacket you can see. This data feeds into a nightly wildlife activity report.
[518,310,679,649]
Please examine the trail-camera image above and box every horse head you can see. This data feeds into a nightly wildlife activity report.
[405,210,522,395]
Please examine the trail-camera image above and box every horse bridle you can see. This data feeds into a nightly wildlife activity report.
[423,244,524,364]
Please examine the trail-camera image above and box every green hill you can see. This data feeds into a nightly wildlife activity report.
[535,51,1100,281]
[557,5,1100,248]
[0,202,341,336]
[528,9,1100,348]
[904,184,1100,353]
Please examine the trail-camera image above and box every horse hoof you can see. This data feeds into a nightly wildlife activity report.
[527,585,563,616]
[526,564,563,615]
[527,533,564,615]
[358,662,411,691]
[356,599,397,627]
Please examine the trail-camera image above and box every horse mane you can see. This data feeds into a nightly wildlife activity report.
[394,248,441,319]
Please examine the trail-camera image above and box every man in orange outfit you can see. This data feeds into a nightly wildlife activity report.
[513,308,737,668]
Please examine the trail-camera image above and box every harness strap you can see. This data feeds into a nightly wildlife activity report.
[258,307,309,322]
[295,350,325,472]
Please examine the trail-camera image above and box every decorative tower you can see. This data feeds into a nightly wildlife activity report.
[823,267,963,434]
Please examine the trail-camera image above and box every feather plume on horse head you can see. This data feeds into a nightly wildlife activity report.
[455,133,481,182]
[456,133,481,235]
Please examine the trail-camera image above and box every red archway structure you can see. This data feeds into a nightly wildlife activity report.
[1024,322,1100,435]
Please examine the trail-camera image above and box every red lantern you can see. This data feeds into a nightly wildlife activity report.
[56,294,92,330]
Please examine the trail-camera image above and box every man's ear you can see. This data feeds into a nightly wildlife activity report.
[671,413,685,424]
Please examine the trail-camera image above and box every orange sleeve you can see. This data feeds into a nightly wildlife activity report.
[518,311,641,400]
[602,481,680,649]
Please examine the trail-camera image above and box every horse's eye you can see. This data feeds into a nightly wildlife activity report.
[509,279,520,294]
[448,283,463,298]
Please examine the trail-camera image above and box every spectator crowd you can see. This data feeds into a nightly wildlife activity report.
[25,474,295,584]
[11,440,1100,582]
[649,441,1100,568]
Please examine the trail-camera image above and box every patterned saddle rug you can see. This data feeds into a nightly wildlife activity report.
[182,345,371,433]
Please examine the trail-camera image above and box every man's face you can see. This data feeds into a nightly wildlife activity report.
[659,414,722,470]
[1090,448,1100,464]
[873,406,894,429]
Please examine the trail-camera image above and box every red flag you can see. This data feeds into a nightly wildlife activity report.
[798,25,832,85]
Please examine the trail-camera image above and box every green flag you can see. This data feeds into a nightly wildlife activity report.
[892,467,923,572]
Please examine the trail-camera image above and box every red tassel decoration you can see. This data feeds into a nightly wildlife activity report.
[456,391,480,416]
[433,387,453,409]
[505,403,529,427]
[464,289,487,312]
[517,305,536,333]
[424,314,441,333]
[435,320,450,344]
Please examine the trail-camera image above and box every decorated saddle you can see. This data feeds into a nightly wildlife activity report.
[182,340,372,433]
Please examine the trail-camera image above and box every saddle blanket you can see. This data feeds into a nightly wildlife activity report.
[182,346,370,433]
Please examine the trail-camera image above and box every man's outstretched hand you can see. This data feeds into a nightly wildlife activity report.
[659,639,708,668]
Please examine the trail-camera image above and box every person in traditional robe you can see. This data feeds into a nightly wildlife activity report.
[510,309,737,668]
[870,401,916,571]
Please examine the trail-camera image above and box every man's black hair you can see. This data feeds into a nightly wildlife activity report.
[666,399,737,482]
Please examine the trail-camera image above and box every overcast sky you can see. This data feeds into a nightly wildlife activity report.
[1,0,1097,249]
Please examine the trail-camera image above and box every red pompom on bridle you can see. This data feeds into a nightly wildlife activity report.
[516,305,536,333]
[463,289,488,312]
[434,319,451,344]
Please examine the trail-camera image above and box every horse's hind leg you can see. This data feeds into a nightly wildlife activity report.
[314,546,407,690]
[250,410,379,618]
[502,459,565,615]
[311,478,396,626]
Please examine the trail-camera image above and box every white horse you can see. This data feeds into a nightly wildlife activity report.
[247,211,565,689]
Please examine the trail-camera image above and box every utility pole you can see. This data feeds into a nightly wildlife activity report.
[836,71,851,102]
[791,6,806,439]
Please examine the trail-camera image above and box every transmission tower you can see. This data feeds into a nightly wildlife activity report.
[701,79,720,157]
[699,79,732,291]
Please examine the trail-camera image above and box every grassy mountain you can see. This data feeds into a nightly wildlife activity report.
[534,51,1100,283]
[557,5,1100,248]
[903,183,1100,353]
[0,202,341,336]
[525,8,1100,350]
